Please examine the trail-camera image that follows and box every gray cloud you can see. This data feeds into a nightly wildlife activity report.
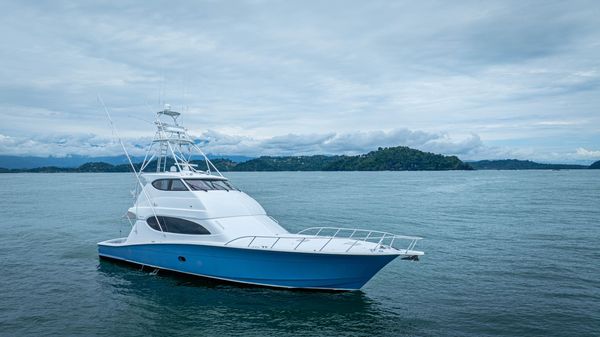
[0,128,475,157]
[1,1,599,163]
[2,127,598,164]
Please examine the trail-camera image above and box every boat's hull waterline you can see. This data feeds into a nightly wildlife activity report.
[98,241,399,290]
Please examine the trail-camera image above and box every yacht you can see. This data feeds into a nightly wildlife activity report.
[98,106,424,291]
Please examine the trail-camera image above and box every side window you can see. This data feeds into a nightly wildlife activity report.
[147,216,162,230]
[185,179,212,191]
[146,216,211,235]
[211,180,231,190]
[152,179,189,191]
[223,181,237,190]
[170,179,188,191]
[184,179,237,191]
[152,179,169,191]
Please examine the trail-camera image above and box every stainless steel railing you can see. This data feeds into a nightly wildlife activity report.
[297,227,422,252]
[224,227,422,254]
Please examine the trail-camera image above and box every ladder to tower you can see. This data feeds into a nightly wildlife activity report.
[156,140,169,172]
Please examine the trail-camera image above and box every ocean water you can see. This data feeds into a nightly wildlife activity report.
[0,171,599,337]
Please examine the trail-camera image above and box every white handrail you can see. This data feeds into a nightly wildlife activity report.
[224,226,422,254]
[297,227,422,240]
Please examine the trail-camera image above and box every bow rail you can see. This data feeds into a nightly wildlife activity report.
[225,227,422,254]
[297,227,422,252]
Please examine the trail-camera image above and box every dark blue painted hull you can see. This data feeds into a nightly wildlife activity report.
[98,243,399,290]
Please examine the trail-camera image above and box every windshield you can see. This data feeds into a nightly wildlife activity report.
[184,179,237,191]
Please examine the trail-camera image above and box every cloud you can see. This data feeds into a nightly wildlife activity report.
[0,128,484,158]
[197,128,489,157]
[575,147,600,159]
[0,1,599,162]
[535,120,583,126]
[2,127,599,164]
[0,133,151,158]
[459,3,582,65]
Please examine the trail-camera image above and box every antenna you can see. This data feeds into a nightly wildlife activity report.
[98,95,165,234]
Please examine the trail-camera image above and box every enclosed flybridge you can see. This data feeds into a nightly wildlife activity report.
[98,106,423,291]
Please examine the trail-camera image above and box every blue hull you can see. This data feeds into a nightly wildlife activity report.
[98,243,399,290]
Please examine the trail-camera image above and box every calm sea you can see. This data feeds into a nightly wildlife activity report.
[0,171,599,336]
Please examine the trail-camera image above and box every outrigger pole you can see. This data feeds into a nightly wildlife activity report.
[98,95,165,234]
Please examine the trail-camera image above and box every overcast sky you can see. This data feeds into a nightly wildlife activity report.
[1,0,599,163]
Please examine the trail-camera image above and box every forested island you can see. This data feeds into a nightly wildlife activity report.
[468,159,590,170]
[219,146,471,171]
[0,146,471,172]
[1,148,599,173]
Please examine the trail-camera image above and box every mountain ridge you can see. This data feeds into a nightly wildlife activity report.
[0,154,254,169]
[468,159,588,170]
[1,149,598,173]
[0,146,472,172]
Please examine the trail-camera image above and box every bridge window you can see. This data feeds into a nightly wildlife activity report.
[170,179,188,191]
[152,179,190,191]
[185,179,237,191]
[152,179,170,190]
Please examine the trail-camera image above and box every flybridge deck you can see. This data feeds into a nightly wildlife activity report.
[98,104,423,291]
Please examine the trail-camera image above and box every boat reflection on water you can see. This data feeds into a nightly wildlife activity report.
[96,259,419,336]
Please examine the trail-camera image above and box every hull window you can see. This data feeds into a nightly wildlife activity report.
[147,216,210,235]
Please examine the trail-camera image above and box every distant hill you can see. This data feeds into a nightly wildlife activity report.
[231,155,340,171]
[326,146,471,171]
[468,159,588,170]
[0,146,473,172]
[226,147,472,171]
[4,150,597,173]
[0,154,253,169]
[0,155,138,169]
